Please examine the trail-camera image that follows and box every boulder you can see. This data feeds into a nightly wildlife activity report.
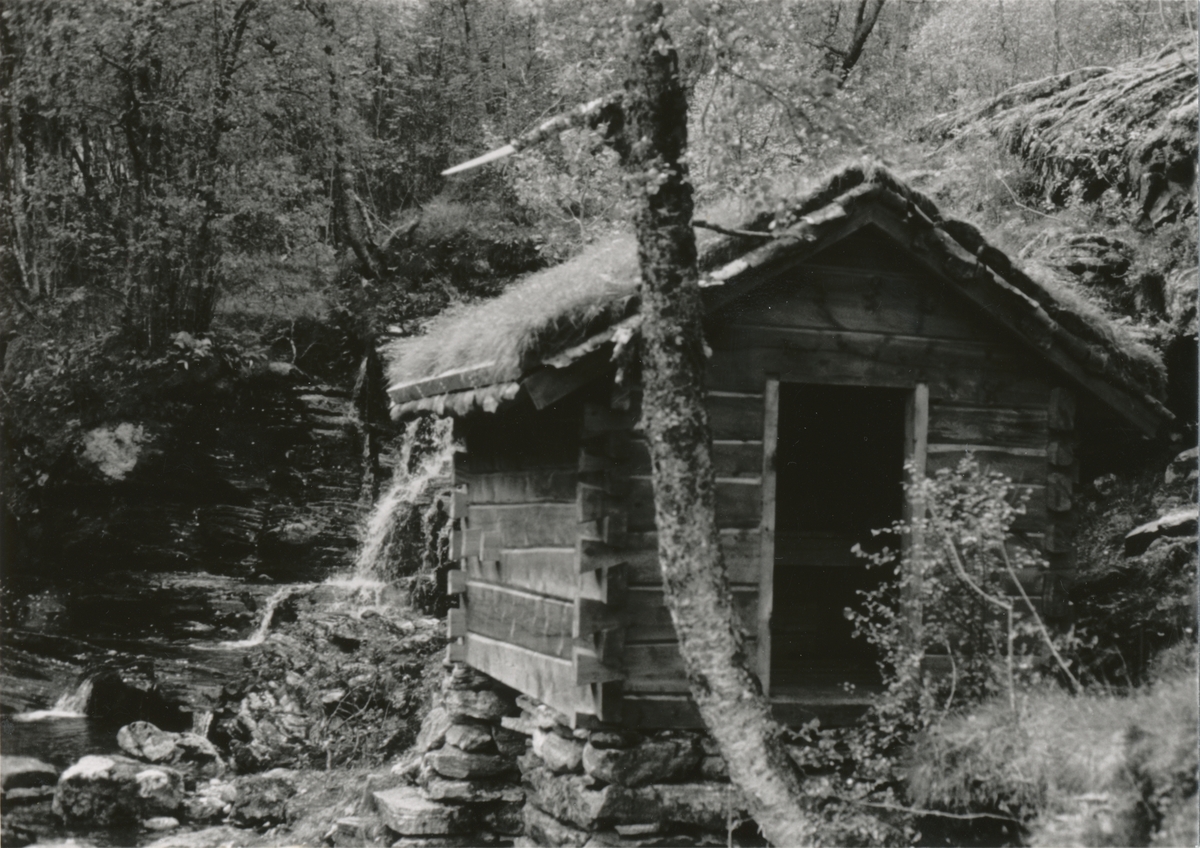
[1124,507,1199,556]
[423,777,524,804]
[445,723,495,753]
[328,815,386,846]
[443,663,494,691]
[372,786,471,836]
[1164,447,1199,486]
[426,747,512,780]
[481,799,525,835]
[184,781,237,823]
[587,730,643,750]
[118,721,225,783]
[119,721,179,761]
[53,755,184,825]
[0,756,58,791]
[581,738,702,787]
[524,766,739,832]
[532,729,584,775]
[416,705,454,752]
[143,825,259,848]
[2,786,55,807]
[523,766,655,829]
[144,816,181,831]
[492,725,529,758]
[444,688,513,723]
[230,770,296,828]
[522,805,591,848]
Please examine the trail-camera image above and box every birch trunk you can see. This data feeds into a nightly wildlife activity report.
[621,3,816,844]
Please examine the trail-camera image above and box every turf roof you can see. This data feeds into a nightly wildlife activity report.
[383,160,1168,428]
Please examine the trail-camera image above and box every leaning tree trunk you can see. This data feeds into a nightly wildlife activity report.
[620,3,816,844]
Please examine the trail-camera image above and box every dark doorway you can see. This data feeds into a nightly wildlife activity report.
[770,384,907,694]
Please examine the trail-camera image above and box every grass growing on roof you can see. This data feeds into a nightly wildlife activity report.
[384,233,642,389]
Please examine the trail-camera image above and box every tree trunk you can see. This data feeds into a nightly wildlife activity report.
[835,0,886,85]
[620,3,816,844]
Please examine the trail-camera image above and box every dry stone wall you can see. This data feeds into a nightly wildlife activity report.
[380,662,754,847]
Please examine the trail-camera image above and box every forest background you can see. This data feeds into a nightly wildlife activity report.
[0,1,1196,844]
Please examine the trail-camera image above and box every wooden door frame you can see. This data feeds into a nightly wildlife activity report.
[755,380,929,697]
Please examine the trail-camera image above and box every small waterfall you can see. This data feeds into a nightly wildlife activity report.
[12,676,94,722]
[217,584,311,649]
[352,416,456,582]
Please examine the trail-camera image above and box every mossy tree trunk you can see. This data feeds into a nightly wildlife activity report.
[619,3,816,844]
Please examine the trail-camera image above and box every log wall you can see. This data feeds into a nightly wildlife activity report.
[447,250,1066,730]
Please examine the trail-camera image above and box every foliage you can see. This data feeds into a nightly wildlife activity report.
[906,645,1197,843]
[212,592,446,772]
[850,456,1078,722]
[1069,456,1199,687]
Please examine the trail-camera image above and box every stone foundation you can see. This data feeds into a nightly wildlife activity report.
[382,663,756,847]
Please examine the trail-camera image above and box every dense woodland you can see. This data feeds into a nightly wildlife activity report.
[0,1,1197,846]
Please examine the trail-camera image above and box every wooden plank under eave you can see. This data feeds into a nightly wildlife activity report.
[464,632,581,721]
[523,348,614,410]
[388,361,500,404]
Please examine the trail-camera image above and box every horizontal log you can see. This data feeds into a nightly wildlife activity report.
[465,582,574,660]
[719,264,998,342]
[627,477,762,532]
[389,360,500,403]
[928,404,1048,448]
[447,569,467,595]
[706,394,764,441]
[468,504,578,547]
[574,645,625,684]
[459,469,577,504]
[622,529,763,585]
[706,326,1052,407]
[468,548,598,601]
[926,446,1047,485]
[626,439,763,478]
[623,640,756,694]
[464,632,584,721]
[625,587,757,643]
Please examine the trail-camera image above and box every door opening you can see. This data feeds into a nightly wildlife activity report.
[769,384,907,695]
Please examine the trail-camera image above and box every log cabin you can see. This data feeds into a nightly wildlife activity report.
[382,162,1172,730]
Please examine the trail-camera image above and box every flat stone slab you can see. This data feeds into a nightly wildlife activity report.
[1125,507,1198,555]
[0,756,58,791]
[582,738,701,787]
[525,766,743,832]
[372,786,470,836]
[426,748,512,780]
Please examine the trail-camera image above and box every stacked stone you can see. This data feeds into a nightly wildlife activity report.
[507,697,747,847]
[371,662,526,847]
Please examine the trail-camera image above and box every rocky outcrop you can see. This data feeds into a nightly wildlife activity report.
[53,755,185,826]
[117,721,226,785]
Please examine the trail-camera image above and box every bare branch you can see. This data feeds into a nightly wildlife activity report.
[442,91,623,176]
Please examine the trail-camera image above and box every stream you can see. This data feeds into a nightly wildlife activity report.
[0,415,456,791]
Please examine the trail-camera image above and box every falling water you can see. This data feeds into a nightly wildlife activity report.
[352,416,456,582]
[12,676,95,722]
[216,583,312,649]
